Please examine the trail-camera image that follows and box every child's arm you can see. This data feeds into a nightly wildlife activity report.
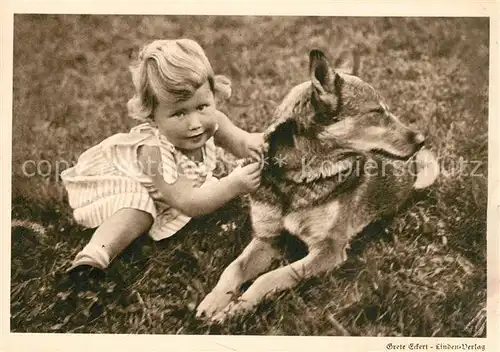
[138,145,260,217]
[213,109,266,160]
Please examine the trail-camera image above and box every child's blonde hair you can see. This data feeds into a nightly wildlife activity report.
[127,38,231,122]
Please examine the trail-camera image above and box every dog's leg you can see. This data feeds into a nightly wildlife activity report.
[196,237,279,318]
[196,200,282,319]
[212,237,348,322]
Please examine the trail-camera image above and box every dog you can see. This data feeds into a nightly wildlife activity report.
[196,49,439,322]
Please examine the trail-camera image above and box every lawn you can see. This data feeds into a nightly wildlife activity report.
[11,15,488,336]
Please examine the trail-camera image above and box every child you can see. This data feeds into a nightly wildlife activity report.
[61,38,265,281]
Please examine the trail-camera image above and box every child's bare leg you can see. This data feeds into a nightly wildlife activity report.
[70,208,153,271]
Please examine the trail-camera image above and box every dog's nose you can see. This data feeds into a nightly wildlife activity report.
[408,131,426,147]
[413,132,426,146]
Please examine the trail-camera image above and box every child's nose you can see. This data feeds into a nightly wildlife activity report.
[187,112,203,129]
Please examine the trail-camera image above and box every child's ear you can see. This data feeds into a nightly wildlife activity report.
[214,75,232,102]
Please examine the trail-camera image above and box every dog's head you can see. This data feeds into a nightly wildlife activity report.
[265,49,425,160]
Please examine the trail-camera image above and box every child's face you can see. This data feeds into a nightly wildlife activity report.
[154,81,218,151]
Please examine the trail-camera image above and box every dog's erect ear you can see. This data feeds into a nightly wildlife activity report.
[310,49,336,95]
[334,50,361,76]
[309,49,340,117]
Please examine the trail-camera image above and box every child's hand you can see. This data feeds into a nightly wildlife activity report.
[228,162,261,194]
[244,133,268,161]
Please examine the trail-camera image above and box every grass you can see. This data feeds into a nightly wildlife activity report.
[11,15,488,336]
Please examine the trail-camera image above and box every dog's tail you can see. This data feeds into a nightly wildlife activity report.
[413,148,439,189]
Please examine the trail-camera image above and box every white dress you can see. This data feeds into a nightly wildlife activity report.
[60,123,218,241]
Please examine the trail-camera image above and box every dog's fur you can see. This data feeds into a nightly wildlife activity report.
[196,49,439,321]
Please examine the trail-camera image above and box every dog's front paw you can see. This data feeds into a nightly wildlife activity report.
[211,300,253,323]
[196,290,233,319]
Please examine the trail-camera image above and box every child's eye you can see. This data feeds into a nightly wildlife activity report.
[172,111,185,118]
[197,104,208,111]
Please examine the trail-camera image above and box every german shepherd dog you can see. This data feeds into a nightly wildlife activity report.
[196,49,439,322]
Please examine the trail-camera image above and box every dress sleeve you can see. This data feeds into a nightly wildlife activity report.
[100,132,166,184]
[131,123,180,185]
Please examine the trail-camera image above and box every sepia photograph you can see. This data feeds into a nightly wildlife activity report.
[4,4,497,350]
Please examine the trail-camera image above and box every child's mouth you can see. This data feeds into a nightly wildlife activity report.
[187,132,204,141]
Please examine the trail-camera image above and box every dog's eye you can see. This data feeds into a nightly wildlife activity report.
[369,107,385,114]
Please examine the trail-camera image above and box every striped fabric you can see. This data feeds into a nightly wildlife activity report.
[61,123,218,241]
